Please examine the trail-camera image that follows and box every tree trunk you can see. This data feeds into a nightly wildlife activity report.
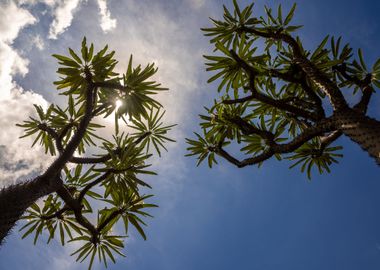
[335,108,380,165]
[0,176,58,244]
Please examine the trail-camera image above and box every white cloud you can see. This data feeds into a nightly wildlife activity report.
[18,0,117,38]
[0,87,51,186]
[31,35,45,50]
[15,0,37,5]
[0,1,36,43]
[15,0,58,7]
[108,1,202,124]
[188,0,206,9]
[0,0,210,268]
[0,2,52,186]
[0,42,29,100]
[1,0,208,259]
[97,0,117,33]
[0,1,35,99]
[48,0,82,39]
[92,1,207,213]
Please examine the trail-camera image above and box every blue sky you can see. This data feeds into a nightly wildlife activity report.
[0,0,380,269]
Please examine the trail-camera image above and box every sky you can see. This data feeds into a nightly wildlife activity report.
[0,0,380,269]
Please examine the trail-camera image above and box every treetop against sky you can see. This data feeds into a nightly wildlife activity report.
[0,1,380,270]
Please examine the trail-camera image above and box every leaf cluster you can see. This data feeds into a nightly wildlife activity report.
[185,1,379,178]
[17,38,175,269]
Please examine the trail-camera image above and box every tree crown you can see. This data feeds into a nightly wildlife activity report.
[186,1,380,178]
[17,37,175,269]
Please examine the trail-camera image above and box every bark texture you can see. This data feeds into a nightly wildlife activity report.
[335,109,380,164]
[0,176,60,244]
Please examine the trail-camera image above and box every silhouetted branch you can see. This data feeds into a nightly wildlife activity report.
[215,116,337,167]
[43,74,96,180]
[69,132,151,164]
[334,64,373,114]
[56,184,98,237]
[240,26,348,110]
[96,208,125,233]
[230,50,319,121]
[40,206,69,220]
[320,130,342,150]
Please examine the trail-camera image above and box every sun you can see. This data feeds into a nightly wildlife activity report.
[115,99,123,110]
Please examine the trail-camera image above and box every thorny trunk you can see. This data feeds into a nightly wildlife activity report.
[0,81,94,244]
[0,176,59,244]
[335,108,380,165]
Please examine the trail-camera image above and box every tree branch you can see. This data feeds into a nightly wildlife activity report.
[91,103,111,118]
[269,69,325,117]
[240,26,348,111]
[94,81,127,91]
[223,94,317,115]
[222,94,255,104]
[354,85,373,114]
[320,130,342,150]
[217,147,274,167]
[96,208,125,233]
[37,124,63,153]
[40,206,69,220]
[77,172,112,202]
[229,50,319,121]
[215,115,337,167]
[42,73,96,181]
[228,116,275,140]
[56,184,98,236]
[299,77,326,118]
[334,64,373,114]
[69,132,151,164]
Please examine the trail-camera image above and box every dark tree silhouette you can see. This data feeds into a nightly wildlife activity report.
[187,1,380,178]
[0,38,174,269]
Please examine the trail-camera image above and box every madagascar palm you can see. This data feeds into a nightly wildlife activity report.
[0,38,174,269]
[187,1,380,178]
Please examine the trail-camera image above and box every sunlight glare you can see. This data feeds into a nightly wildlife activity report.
[115,99,123,110]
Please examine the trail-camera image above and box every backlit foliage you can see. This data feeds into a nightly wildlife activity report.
[17,38,175,269]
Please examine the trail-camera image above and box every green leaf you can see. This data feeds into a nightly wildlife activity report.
[103,245,116,263]
[215,42,231,56]
[128,215,147,240]
[81,37,88,62]
[284,3,296,25]
[87,248,96,270]
[358,48,367,71]
[52,54,80,67]
[59,222,65,246]
[69,48,82,64]
[233,0,241,18]
[372,58,380,72]
[21,222,38,239]
[277,4,283,25]
[312,35,329,59]
[88,43,94,62]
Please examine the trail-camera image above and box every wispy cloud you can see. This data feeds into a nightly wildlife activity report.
[46,0,117,38]
[97,0,117,33]
[48,0,82,39]
[187,0,206,9]
[31,34,45,50]
[15,0,57,5]
[0,2,51,186]
[0,87,50,186]
[0,0,207,266]
[0,1,36,43]
[0,1,35,100]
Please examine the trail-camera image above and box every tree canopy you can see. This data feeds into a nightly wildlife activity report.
[187,1,380,178]
[0,38,174,269]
